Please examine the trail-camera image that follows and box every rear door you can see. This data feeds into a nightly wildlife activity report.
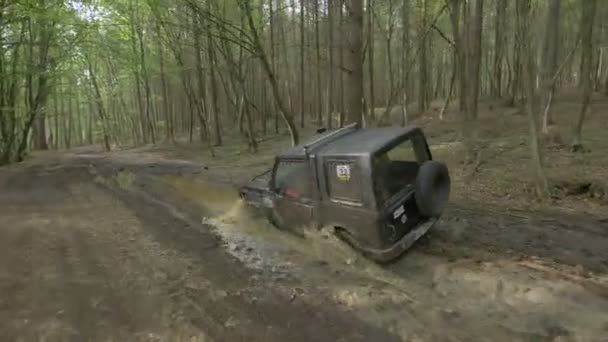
[271,159,314,230]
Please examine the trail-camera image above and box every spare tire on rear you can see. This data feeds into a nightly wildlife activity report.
[415,161,450,217]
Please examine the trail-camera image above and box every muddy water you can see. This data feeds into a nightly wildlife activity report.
[165,176,608,341]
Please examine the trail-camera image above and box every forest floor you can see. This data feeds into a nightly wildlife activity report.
[1,93,608,341]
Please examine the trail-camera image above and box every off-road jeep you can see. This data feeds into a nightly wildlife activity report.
[239,123,450,262]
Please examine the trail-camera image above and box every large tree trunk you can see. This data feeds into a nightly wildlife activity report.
[343,0,364,126]
[572,0,598,151]
[461,0,484,164]
[518,0,550,198]
[540,0,561,134]
[19,16,53,159]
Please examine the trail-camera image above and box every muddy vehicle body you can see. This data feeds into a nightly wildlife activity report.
[239,124,451,262]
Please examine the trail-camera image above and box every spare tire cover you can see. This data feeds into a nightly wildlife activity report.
[415,161,451,217]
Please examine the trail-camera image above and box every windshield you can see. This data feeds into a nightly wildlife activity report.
[372,135,429,207]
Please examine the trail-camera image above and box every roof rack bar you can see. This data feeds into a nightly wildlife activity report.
[304,122,359,154]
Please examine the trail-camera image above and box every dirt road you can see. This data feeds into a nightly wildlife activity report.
[0,152,607,341]
[0,156,396,342]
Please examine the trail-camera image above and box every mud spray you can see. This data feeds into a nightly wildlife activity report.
[166,176,415,281]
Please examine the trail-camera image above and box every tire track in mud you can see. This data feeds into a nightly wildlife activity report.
[0,213,41,341]
[427,204,608,275]
[59,228,134,340]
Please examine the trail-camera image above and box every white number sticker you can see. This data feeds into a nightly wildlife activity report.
[336,164,351,181]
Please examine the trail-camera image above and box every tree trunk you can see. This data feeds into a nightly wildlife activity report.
[540,0,561,134]
[129,8,147,144]
[449,0,466,115]
[338,4,346,126]
[20,16,53,158]
[136,22,155,144]
[493,0,506,98]
[207,28,222,146]
[418,0,429,114]
[572,0,597,151]
[440,68,456,120]
[368,0,375,123]
[299,0,305,128]
[156,21,173,142]
[314,0,323,126]
[461,0,484,164]
[400,0,410,126]
[327,0,335,128]
[269,0,280,134]
[343,0,364,126]
[240,0,299,145]
[518,0,550,198]
[605,67,608,96]
[86,57,111,151]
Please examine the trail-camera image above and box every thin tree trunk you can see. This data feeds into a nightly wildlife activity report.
[156,21,173,142]
[269,0,279,134]
[137,23,155,144]
[53,86,59,149]
[493,0,506,98]
[338,4,346,126]
[327,0,335,128]
[418,0,429,114]
[440,68,456,120]
[86,57,111,151]
[368,0,375,123]
[205,1,222,146]
[540,0,561,134]
[518,0,550,198]
[400,0,410,126]
[299,0,305,128]
[240,0,299,145]
[572,0,597,151]
[314,0,323,126]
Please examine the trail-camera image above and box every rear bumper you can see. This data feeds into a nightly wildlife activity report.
[336,217,437,263]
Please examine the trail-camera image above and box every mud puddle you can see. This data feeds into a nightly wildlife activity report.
[164,176,608,341]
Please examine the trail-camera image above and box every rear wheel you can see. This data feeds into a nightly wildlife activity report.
[414,161,451,217]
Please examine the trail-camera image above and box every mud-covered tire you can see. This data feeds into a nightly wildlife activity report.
[415,161,450,217]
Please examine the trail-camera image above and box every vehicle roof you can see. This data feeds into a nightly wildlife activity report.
[278,126,421,158]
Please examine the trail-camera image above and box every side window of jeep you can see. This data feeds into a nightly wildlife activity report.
[273,160,311,199]
[325,159,362,206]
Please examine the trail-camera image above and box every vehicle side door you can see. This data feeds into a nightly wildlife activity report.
[271,158,314,231]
